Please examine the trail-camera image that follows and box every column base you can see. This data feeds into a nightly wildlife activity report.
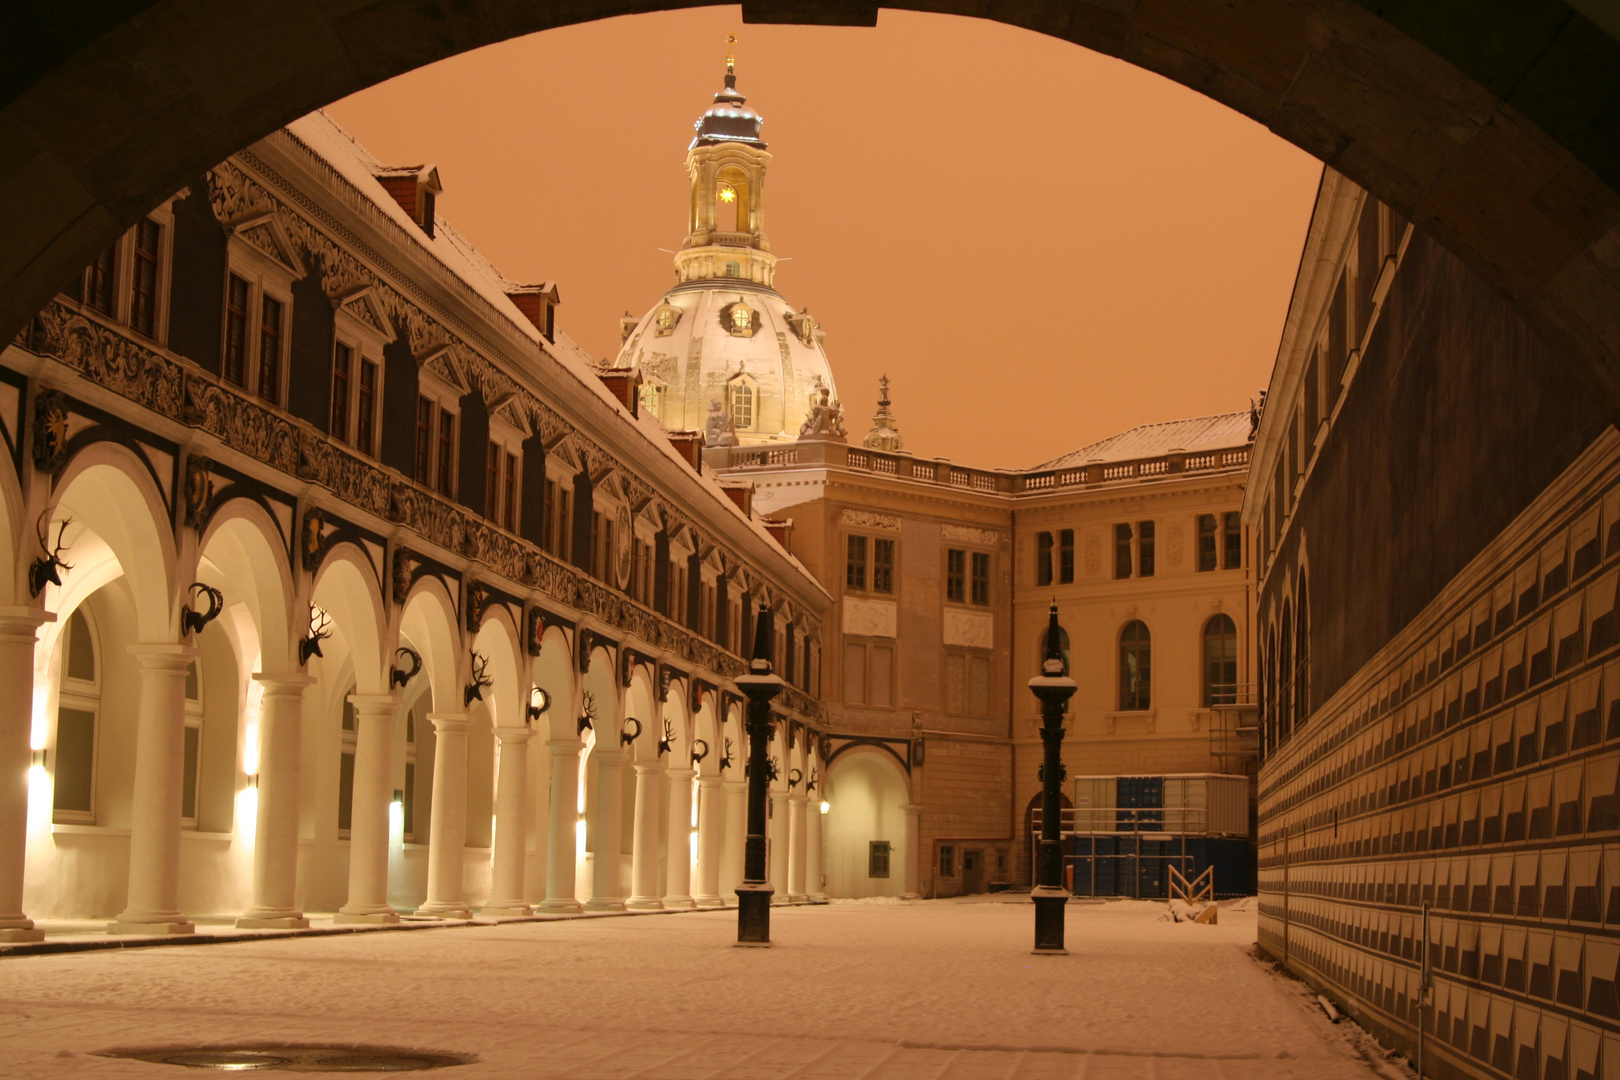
[235,915,310,930]
[625,897,664,910]
[787,893,809,904]
[584,898,627,913]
[535,898,583,914]
[335,910,401,925]
[480,905,532,918]
[692,894,723,907]
[0,927,44,942]
[661,896,696,909]
[810,892,828,902]
[108,919,195,936]
[411,903,470,919]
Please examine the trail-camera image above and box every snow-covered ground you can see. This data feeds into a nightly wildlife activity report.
[0,898,1397,1078]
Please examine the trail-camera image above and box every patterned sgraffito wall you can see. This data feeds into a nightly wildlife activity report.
[1259,433,1620,1080]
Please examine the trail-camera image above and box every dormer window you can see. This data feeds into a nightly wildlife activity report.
[506,282,560,343]
[376,165,443,238]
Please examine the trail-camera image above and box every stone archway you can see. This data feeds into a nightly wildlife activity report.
[2,2,1618,407]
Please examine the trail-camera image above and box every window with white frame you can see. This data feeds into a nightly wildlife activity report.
[330,298,390,459]
[485,417,523,533]
[414,369,461,498]
[728,377,757,431]
[222,225,298,406]
[70,205,175,343]
[52,607,101,825]
[640,381,666,421]
[542,466,574,557]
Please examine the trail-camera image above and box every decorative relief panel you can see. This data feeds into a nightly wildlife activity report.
[842,597,897,639]
[1083,531,1102,577]
[942,524,999,548]
[841,508,900,532]
[943,608,995,650]
[1166,523,1185,571]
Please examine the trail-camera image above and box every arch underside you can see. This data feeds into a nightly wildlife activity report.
[1,1,1618,408]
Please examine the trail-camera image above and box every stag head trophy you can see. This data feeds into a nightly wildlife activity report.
[28,512,73,598]
[579,690,598,735]
[298,604,332,666]
[180,583,224,637]
[464,651,493,706]
[657,718,675,758]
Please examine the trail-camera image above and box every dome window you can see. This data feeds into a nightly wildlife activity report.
[728,377,757,431]
[723,297,757,337]
[724,261,741,278]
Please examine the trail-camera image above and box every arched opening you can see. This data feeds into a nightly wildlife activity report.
[1278,602,1294,747]
[1294,575,1310,731]
[823,747,909,899]
[1020,790,1073,889]
[1202,613,1238,707]
[1037,623,1070,677]
[727,379,755,431]
[1118,620,1151,711]
[714,165,750,234]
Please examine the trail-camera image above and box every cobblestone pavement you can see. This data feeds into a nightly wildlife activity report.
[0,899,1394,1079]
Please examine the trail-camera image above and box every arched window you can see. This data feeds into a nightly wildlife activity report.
[1038,624,1071,677]
[724,260,740,277]
[1202,614,1238,707]
[53,606,100,824]
[1295,576,1310,729]
[1118,620,1151,711]
[1259,632,1273,759]
[1278,604,1293,745]
[728,380,755,430]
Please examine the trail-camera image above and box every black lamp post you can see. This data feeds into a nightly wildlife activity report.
[735,602,783,946]
[1029,601,1077,954]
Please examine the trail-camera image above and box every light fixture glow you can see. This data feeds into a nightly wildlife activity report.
[718,185,737,203]
[819,800,830,815]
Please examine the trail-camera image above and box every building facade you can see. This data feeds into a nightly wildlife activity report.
[1252,169,1620,1080]
[0,109,830,939]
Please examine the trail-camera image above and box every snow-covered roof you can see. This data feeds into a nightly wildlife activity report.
[1036,412,1252,471]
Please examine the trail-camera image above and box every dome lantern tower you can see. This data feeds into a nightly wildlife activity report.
[677,38,777,288]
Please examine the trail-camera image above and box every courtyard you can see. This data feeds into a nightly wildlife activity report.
[0,899,1400,1079]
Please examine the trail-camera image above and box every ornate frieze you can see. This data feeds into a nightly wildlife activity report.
[840,508,900,532]
[30,303,183,420]
[941,523,1001,548]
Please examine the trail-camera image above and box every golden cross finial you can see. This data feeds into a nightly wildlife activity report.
[726,34,737,75]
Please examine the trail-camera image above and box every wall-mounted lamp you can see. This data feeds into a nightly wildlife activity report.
[391,789,404,805]
[528,686,551,723]
[248,773,259,789]
[31,749,47,769]
[819,800,830,815]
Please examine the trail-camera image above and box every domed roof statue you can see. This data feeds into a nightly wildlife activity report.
[705,397,737,448]
[798,384,847,442]
[610,39,839,446]
[863,375,904,452]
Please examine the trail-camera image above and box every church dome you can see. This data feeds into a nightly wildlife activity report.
[615,283,837,444]
[692,82,765,149]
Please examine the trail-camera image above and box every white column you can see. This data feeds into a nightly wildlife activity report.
[415,711,472,918]
[787,790,808,902]
[663,766,695,908]
[693,774,725,906]
[484,724,533,917]
[721,777,746,900]
[337,693,401,924]
[769,787,790,905]
[0,611,48,942]
[110,644,197,935]
[586,748,626,911]
[537,739,582,913]
[626,761,664,909]
[807,790,826,901]
[237,673,313,928]
[901,802,922,899]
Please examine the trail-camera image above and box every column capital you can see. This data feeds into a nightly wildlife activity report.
[696,773,725,787]
[666,767,696,781]
[546,738,584,756]
[0,607,54,642]
[129,642,200,669]
[493,724,535,745]
[348,693,402,717]
[253,672,315,695]
[427,711,470,734]
[632,760,663,775]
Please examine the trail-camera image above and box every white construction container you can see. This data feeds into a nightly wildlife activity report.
[1071,776,1117,833]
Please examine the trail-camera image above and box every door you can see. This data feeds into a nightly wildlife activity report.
[962,849,983,894]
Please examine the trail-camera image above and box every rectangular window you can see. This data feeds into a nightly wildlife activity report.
[487,441,502,523]
[940,845,955,878]
[503,451,518,532]
[258,294,283,403]
[330,343,352,443]
[1198,514,1218,572]
[337,750,355,834]
[414,396,434,484]
[130,218,161,338]
[869,840,891,878]
[355,358,377,456]
[1138,521,1156,577]
[543,478,559,551]
[1114,523,1133,579]
[946,549,966,604]
[873,537,895,594]
[971,551,990,606]
[1036,531,1053,587]
[944,651,991,716]
[86,245,116,316]
[1223,512,1242,570]
[435,408,455,496]
[846,535,867,592]
[52,706,97,821]
[223,273,250,386]
[180,722,201,827]
[843,640,893,706]
[1058,529,1074,584]
[402,761,416,841]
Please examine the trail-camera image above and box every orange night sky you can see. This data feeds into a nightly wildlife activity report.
[326,7,1322,469]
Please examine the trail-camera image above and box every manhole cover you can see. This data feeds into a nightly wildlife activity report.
[103,1045,470,1072]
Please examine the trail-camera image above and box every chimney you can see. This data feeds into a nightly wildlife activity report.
[762,518,793,551]
[720,481,752,517]
[376,165,442,237]
[666,430,704,472]
[596,366,642,417]
[506,282,560,342]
